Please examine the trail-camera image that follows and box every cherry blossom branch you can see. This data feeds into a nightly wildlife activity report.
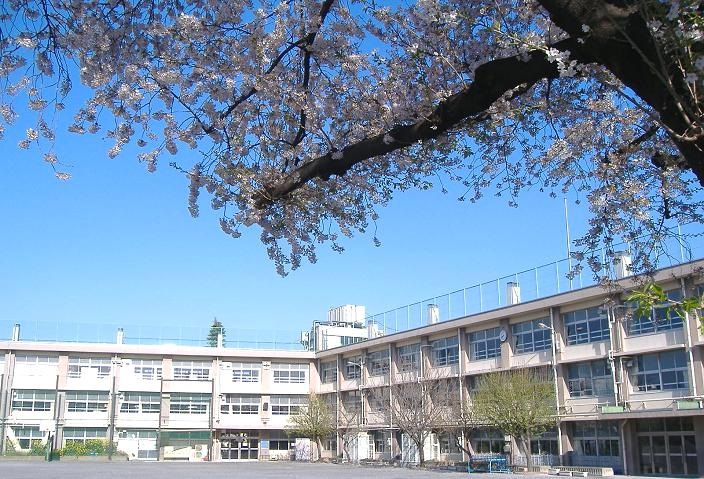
[253,38,580,208]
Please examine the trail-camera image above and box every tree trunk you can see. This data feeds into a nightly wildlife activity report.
[315,437,323,461]
[518,435,533,469]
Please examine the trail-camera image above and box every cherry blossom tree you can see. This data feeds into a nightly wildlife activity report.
[1,0,702,275]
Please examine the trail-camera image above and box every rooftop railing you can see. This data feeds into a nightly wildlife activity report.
[365,225,704,336]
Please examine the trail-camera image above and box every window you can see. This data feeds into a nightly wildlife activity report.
[344,356,362,379]
[15,355,58,364]
[269,439,294,450]
[431,336,459,366]
[367,350,390,376]
[512,318,551,354]
[230,362,260,383]
[63,427,106,444]
[470,429,504,454]
[68,357,111,378]
[634,350,689,392]
[170,393,210,414]
[12,390,55,412]
[439,432,460,454]
[11,427,44,449]
[270,395,307,415]
[469,327,501,360]
[563,307,609,345]
[320,361,337,383]
[119,392,160,414]
[341,336,364,346]
[273,363,307,384]
[530,428,559,455]
[628,289,684,335]
[173,360,210,380]
[221,395,259,415]
[130,359,162,380]
[567,360,613,397]
[342,390,362,417]
[397,344,420,372]
[573,421,620,456]
[118,429,157,439]
[66,391,109,413]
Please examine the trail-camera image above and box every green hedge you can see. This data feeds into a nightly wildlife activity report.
[58,440,116,457]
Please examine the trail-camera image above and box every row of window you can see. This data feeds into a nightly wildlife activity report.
[9,391,310,416]
[7,358,307,383]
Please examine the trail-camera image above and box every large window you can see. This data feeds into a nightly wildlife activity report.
[344,356,362,379]
[220,395,259,415]
[320,361,337,383]
[230,362,260,383]
[531,428,559,455]
[12,390,55,412]
[342,390,362,417]
[628,289,684,335]
[169,393,210,414]
[439,432,461,454]
[367,350,390,376]
[397,344,420,372]
[63,428,106,445]
[512,318,551,354]
[567,360,613,397]
[271,395,307,415]
[469,327,501,360]
[11,426,43,449]
[431,336,459,366]
[269,438,294,450]
[470,429,504,454]
[66,391,109,413]
[634,350,689,392]
[273,363,307,384]
[119,392,160,414]
[68,357,111,378]
[563,307,609,345]
[15,355,58,365]
[129,359,162,380]
[573,421,620,457]
[173,360,210,380]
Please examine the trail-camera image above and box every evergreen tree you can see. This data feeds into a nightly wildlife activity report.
[206,318,225,347]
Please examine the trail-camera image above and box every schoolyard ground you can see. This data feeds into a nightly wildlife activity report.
[0,460,665,479]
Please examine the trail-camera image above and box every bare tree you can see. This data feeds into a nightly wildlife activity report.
[471,369,556,469]
[440,392,480,461]
[370,373,457,466]
[337,400,362,462]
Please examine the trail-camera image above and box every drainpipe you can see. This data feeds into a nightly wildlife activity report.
[0,372,5,455]
[108,374,117,460]
[619,419,628,475]
[549,308,563,466]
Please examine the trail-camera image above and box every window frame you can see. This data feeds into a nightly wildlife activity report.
[468,327,502,360]
[563,307,610,345]
[430,336,459,367]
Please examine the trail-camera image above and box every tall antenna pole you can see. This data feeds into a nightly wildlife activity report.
[564,197,573,289]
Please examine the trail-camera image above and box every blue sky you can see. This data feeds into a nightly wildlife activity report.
[0,115,593,345]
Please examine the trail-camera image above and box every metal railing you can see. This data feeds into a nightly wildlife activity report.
[0,319,305,350]
[366,226,704,336]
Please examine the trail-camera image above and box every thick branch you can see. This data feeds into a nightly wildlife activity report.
[538,0,704,183]
[253,38,580,208]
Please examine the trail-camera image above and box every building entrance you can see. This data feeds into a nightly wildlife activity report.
[636,418,699,476]
[220,432,259,460]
